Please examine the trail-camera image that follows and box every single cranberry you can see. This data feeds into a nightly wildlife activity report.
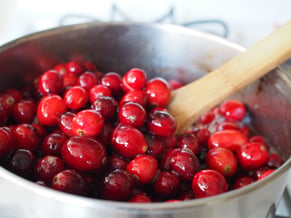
[78,71,98,91]
[253,166,270,180]
[107,153,129,171]
[91,96,118,121]
[208,129,248,151]
[65,61,85,76]
[89,85,112,104]
[129,193,152,203]
[0,127,14,158]
[145,77,171,107]
[162,134,178,149]
[220,99,246,121]
[101,72,122,96]
[54,63,67,75]
[147,110,176,137]
[192,169,228,198]
[62,136,107,171]
[62,73,78,88]
[122,68,147,92]
[100,169,135,201]
[119,89,147,107]
[52,169,88,195]
[216,120,241,132]
[97,122,115,146]
[191,126,211,146]
[205,147,238,177]
[233,176,255,189]
[199,111,215,125]
[58,112,75,137]
[8,149,36,178]
[32,123,48,139]
[152,171,180,198]
[126,154,158,184]
[0,93,17,112]
[266,153,283,169]
[38,70,63,96]
[64,86,88,110]
[111,124,148,159]
[42,132,67,156]
[249,135,269,150]
[168,79,184,90]
[12,123,40,152]
[145,133,165,157]
[37,95,67,126]
[236,142,268,171]
[0,107,9,125]
[257,169,275,180]
[82,61,97,72]
[118,102,146,128]
[177,191,195,201]
[4,89,22,103]
[177,133,200,154]
[160,148,201,181]
[12,100,37,124]
[35,155,65,182]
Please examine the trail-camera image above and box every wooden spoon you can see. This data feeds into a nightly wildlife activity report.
[166,20,291,134]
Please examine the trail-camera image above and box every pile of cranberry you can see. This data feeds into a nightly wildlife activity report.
[0,60,283,203]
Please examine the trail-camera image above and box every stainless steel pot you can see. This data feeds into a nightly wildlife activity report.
[0,22,290,218]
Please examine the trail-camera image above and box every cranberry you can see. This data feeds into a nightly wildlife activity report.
[168,79,184,90]
[100,169,135,201]
[64,86,88,110]
[58,112,75,137]
[161,148,201,181]
[0,93,18,113]
[192,169,228,198]
[236,142,268,171]
[118,102,146,128]
[0,127,14,158]
[119,89,147,107]
[65,61,85,76]
[8,149,36,178]
[52,169,88,195]
[42,132,67,156]
[162,134,178,149]
[216,120,241,132]
[177,191,195,201]
[71,109,104,137]
[266,153,283,169]
[62,136,107,172]
[208,129,248,151]
[191,126,211,146]
[257,169,275,180]
[54,63,67,75]
[199,111,215,125]
[107,153,129,171]
[126,154,158,184]
[97,122,115,146]
[152,171,180,198]
[62,73,78,88]
[145,77,171,107]
[122,68,147,92]
[89,85,112,104]
[205,147,238,177]
[101,72,122,96]
[0,107,9,126]
[253,166,270,180]
[145,133,165,157]
[233,176,255,189]
[35,155,64,182]
[12,124,40,152]
[37,95,67,126]
[38,70,63,96]
[82,61,97,71]
[12,100,37,124]
[5,89,22,103]
[78,71,98,91]
[129,193,152,203]
[249,135,269,150]
[177,133,200,154]
[91,96,118,121]
[111,124,148,159]
[147,110,176,137]
[32,123,48,139]
[220,99,246,121]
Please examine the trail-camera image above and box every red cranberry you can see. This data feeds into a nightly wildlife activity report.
[62,73,78,88]
[177,191,195,201]
[107,153,129,171]
[54,63,67,75]
[42,132,67,156]
[100,169,135,201]
[118,102,146,128]
[89,85,112,104]
[119,89,147,107]
[162,134,178,149]
[78,71,98,91]
[12,124,40,152]
[0,93,17,112]
[205,147,238,177]
[220,99,246,121]
[152,171,180,198]
[126,154,158,184]
[208,129,248,151]
[233,176,255,189]
[253,166,270,180]
[91,96,118,121]
[58,112,76,137]
[199,111,215,125]
[168,79,184,90]
[101,72,122,96]
[177,133,200,154]
[216,120,241,132]
[12,100,37,124]
[236,142,268,171]
[191,126,211,146]
[0,107,9,126]
[145,77,171,107]
[35,155,65,182]
[161,148,201,181]
[5,89,22,103]
[62,136,107,172]
[71,109,104,137]
[82,61,97,71]
[266,153,283,169]
[37,95,67,126]
[32,123,48,139]
[257,169,275,180]
[111,124,148,159]
[65,61,85,76]
[129,193,152,203]
[192,169,228,198]
[64,86,88,110]
[145,133,165,157]
[97,122,115,146]
[122,68,147,92]
[249,135,269,150]
[38,70,63,96]
[52,169,88,195]
[0,127,14,158]
[147,110,176,137]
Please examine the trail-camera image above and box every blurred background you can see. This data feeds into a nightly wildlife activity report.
[0,0,290,47]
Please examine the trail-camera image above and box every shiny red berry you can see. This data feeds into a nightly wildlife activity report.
[38,70,63,96]
[65,61,85,76]
[118,102,146,128]
[257,169,275,180]
[58,112,75,137]
[119,89,147,107]
[64,86,88,110]
[177,133,200,154]
[12,100,37,124]
[78,71,98,91]
[0,127,14,158]
[233,176,255,189]
[101,72,122,96]
[220,99,246,121]
[145,77,171,107]
[122,68,147,92]
[42,132,67,156]
[152,171,180,198]
[89,85,112,104]
[129,193,152,203]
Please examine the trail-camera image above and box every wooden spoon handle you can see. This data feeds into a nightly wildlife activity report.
[167,20,291,134]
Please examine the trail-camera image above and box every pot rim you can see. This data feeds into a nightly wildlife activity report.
[0,21,290,212]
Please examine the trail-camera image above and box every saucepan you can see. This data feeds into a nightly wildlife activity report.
[0,22,290,218]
